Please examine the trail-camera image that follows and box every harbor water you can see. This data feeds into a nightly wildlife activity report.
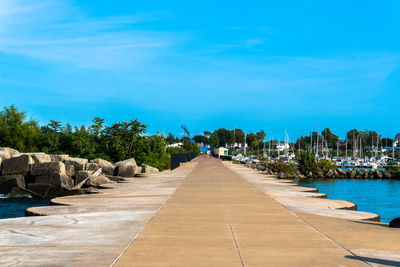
[0,195,50,219]
[295,178,400,223]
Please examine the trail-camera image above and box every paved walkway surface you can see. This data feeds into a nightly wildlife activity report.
[115,157,372,266]
[0,164,194,267]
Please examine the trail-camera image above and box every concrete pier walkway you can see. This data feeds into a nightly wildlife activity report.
[115,157,389,266]
[0,157,399,266]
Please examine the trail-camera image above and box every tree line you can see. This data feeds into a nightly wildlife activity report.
[166,126,400,155]
[0,106,199,170]
[166,128,267,150]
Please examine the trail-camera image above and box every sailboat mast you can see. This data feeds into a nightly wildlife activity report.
[316,126,319,157]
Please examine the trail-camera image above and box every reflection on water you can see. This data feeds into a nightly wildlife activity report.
[295,178,400,223]
[0,195,50,219]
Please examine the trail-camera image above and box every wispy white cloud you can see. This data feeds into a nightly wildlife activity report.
[0,0,175,70]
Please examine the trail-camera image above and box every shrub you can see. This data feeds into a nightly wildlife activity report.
[318,159,337,172]
[296,151,317,174]
[268,160,296,174]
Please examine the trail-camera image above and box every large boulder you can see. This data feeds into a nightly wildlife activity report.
[116,158,138,177]
[0,147,20,159]
[325,169,334,178]
[64,157,88,172]
[90,158,115,175]
[65,164,75,177]
[35,173,74,190]
[0,174,25,194]
[89,175,112,187]
[76,170,94,184]
[1,155,33,175]
[26,183,63,198]
[337,168,346,177]
[50,154,69,162]
[0,151,11,160]
[383,171,392,179]
[85,163,100,171]
[389,217,400,228]
[23,153,51,163]
[349,169,357,178]
[141,164,159,174]
[30,161,66,176]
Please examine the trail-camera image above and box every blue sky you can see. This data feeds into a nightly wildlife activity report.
[1,0,400,140]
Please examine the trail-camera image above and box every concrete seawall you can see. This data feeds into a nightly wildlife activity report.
[224,162,380,221]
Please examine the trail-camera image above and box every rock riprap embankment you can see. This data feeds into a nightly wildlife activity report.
[0,147,159,198]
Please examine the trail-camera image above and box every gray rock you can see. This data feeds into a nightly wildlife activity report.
[90,158,115,175]
[30,161,66,176]
[116,158,138,177]
[1,155,33,175]
[36,173,74,190]
[27,183,62,198]
[76,170,94,185]
[0,174,25,194]
[65,164,75,177]
[376,171,383,179]
[0,151,11,160]
[389,217,400,228]
[383,171,392,179]
[349,170,357,178]
[141,164,158,174]
[277,172,286,179]
[90,158,113,167]
[0,147,20,159]
[86,163,100,171]
[29,153,51,163]
[326,169,334,178]
[64,157,88,172]
[50,154,69,162]
[89,175,112,187]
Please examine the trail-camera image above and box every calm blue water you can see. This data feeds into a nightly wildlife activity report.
[295,179,400,223]
[0,195,50,219]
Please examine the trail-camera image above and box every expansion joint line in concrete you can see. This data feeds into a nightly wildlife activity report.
[110,167,196,267]
[226,212,245,267]
[227,165,373,267]
[291,211,373,267]
[216,180,245,267]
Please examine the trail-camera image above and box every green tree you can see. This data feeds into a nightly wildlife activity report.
[136,135,170,170]
[232,128,245,145]
[213,128,234,147]
[209,132,220,148]
[70,126,96,158]
[246,133,258,149]
[103,120,147,162]
[203,131,212,137]
[0,105,42,151]
[381,137,393,147]
[321,128,339,148]
[346,129,359,147]
[193,135,208,144]
[166,133,176,144]
[89,117,105,136]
